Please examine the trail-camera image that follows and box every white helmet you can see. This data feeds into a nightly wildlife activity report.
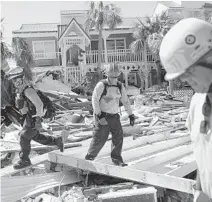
[159,18,212,80]
[105,63,120,78]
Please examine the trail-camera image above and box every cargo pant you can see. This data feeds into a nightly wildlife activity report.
[19,113,56,160]
[86,113,124,162]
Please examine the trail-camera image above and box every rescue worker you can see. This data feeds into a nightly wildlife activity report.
[85,63,135,166]
[160,18,212,201]
[8,67,64,169]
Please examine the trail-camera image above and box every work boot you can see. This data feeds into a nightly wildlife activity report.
[112,158,128,167]
[55,136,64,152]
[13,151,31,169]
[85,154,95,161]
[13,158,31,169]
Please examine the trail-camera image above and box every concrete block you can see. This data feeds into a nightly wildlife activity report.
[98,186,157,202]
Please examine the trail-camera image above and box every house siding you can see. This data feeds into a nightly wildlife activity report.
[24,36,59,67]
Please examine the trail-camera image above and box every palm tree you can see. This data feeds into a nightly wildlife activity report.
[1,18,12,72]
[11,37,34,81]
[1,18,34,81]
[130,17,154,90]
[147,15,180,94]
[130,14,175,90]
[85,1,122,77]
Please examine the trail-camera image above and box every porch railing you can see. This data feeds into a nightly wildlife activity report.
[86,49,155,64]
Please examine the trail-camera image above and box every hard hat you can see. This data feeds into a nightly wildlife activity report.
[159,18,212,81]
[105,63,120,78]
[7,66,24,80]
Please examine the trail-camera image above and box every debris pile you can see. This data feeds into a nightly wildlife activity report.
[1,74,193,202]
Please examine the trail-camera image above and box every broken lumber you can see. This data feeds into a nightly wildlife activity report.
[0,142,82,153]
[98,186,157,202]
[83,182,134,197]
[48,152,196,194]
[0,153,49,177]
[1,170,83,202]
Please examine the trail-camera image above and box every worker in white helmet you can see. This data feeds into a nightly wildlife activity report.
[160,18,212,201]
[85,63,135,166]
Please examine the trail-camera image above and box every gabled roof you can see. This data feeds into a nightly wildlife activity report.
[13,23,58,33]
[158,1,182,8]
[12,17,147,35]
[58,18,90,41]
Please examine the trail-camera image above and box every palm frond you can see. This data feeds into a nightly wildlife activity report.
[130,39,144,53]
[1,41,12,61]
[145,16,151,25]
[103,4,122,30]
[11,37,34,80]
[147,33,162,55]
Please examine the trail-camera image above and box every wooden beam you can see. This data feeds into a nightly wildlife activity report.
[129,144,192,170]
[0,142,82,153]
[62,133,190,161]
[1,170,83,202]
[165,154,197,177]
[48,152,196,194]
[97,136,190,163]
[1,153,49,177]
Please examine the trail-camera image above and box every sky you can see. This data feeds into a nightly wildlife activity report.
[1,0,210,44]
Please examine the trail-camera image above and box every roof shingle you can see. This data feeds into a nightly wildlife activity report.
[13,23,59,33]
[13,17,147,34]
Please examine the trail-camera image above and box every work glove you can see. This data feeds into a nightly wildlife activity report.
[129,114,135,126]
[97,112,107,125]
[32,108,47,118]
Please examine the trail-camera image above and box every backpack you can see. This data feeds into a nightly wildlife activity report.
[21,86,56,120]
[36,90,56,119]
[99,80,123,107]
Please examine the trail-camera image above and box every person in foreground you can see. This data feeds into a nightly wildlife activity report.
[7,67,64,169]
[85,63,135,166]
[160,18,212,201]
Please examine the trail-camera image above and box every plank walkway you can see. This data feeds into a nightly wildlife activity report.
[48,132,196,194]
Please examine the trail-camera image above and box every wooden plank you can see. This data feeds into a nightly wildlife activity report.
[96,136,190,164]
[129,144,192,170]
[165,154,197,177]
[1,170,83,202]
[67,133,190,160]
[0,153,49,177]
[0,142,82,153]
[48,152,195,194]
[167,161,197,177]
[147,153,195,176]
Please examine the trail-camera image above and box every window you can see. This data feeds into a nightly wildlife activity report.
[188,10,202,18]
[33,40,56,59]
[106,38,125,50]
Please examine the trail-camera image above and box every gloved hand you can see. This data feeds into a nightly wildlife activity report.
[129,114,135,126]
[97,112,107,125]
[32,108,47,118]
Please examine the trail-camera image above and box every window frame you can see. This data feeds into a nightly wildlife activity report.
[32,40,56,60]
[106,38,126,50]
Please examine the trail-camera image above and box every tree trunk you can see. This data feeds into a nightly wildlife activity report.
[144,43,149,90]
[97,24,103,79]
[145,76,149,90]
[155,60,162,86]
[168,80,174,95]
